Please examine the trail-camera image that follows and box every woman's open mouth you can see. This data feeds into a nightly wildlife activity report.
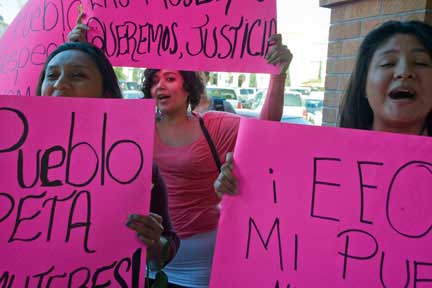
[388,89,416,100]
[157,94,170,101]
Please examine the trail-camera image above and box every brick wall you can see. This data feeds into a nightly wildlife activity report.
[319,0,432,126]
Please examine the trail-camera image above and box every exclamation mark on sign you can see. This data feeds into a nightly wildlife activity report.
[269,168,277,204]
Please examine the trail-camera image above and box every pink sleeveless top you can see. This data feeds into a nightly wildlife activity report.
[154,112,240,238]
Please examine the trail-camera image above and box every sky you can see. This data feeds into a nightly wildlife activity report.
[278,1,330,38]
[0,0,331,36]
[0,0,331,85]
[0,0,23,23]
[276,1,331,84]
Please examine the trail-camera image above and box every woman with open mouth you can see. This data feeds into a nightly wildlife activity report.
[339,20,432,136]
[36,41,180,280]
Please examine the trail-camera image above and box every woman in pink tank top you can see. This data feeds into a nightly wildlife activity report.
[141,35,292,287]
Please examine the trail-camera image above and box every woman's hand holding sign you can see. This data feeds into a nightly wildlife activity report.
[214,152,238,197]
[68,8,89,43]
[126,212,168,270]
[266,34,292,75]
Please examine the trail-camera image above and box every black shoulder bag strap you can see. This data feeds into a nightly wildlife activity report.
[198,116,222,172]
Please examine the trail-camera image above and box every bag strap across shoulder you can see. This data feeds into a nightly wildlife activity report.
[198,116,222,172]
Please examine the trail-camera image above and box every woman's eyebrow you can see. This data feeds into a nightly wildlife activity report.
[377,47,429,57]
[376,49,398,57]
[162,71,178,76]
[46,63,94,70]
[411,47,430,54]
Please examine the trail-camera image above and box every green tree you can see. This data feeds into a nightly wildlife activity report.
[317,61,323,81]
[249,74,257,88]
[285,70,291,87]
[113,67,126,81]
[132,68,143,82]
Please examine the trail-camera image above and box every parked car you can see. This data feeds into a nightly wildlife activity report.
[310,86,324,92]
[119,81,141,91]
[307,111,323,126]
[288,86,311,96]
[251,89,307,119]
[206,87,243,109]
[283,91,307,118]
[304,91,324,125]
[125,81,140,90]
[236,87,257,109]
[251,89,265,110]
[304,91,324,113]
[122,90,144,99]
[281,115,312,125]
[235,108,311,125]
[119,80,143,99]
[305,98,323,114]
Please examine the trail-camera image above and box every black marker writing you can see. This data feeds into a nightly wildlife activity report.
[337,229,378,280]
[386,161,432,239]
[311,157,341,222]
[269,168,277,204]
[357,161,384,225]
[246,217,284,271]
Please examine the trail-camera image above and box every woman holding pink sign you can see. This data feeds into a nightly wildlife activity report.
[35,41,180,278]
[215,20,432,199]
[68,10,292,285]
[140,35,291,287]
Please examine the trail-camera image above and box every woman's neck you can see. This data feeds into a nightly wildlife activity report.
[158,109,191,126]
[156,110,201,147]
[372,121,426,136]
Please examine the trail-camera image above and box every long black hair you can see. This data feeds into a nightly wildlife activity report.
[36,42,122,98]
[339,20,432,135]
[142,69,204,111]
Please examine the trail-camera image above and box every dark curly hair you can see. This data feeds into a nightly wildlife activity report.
[36,42,122,99]
[142,69,204,111]
[339,20,432,136]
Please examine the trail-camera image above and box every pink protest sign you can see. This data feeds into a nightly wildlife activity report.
[82,0,278,73]
[0,95,155,287]
[0,0,278,97]
[0,0,81,96]
[210,119,432,287]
